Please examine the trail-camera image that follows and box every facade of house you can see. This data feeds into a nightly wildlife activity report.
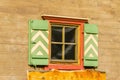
[0,0,120,80]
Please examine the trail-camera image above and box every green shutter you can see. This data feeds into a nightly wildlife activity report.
[84,24,98,67]
[28,20,49,66]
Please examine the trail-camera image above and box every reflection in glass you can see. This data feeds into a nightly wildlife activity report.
[51,27,62,42]
[65,45,75,60]
[51,44,62,60]
[65,27,76,43]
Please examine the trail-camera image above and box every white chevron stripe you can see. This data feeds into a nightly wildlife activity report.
[31,41,48,54]
[46,31,49,33]
[85,44,98,56]
[37,51,43,55]
[89,54,94,57]
[31,30,33,32]
[85,35,98,46]
[32,31,48,43]
[84,33,87,36]
[96,35,98,37]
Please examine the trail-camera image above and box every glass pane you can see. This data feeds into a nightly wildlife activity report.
[65,27,76,43]
[51,44,62,60]
[51,26,62,42]
[65,45,75,60]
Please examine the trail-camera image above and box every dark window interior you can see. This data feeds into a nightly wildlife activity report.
[51,44,62,60]
[65,27,75,43]
[51,24,77,62]
[65,45,75,60]
[51,26,62,42]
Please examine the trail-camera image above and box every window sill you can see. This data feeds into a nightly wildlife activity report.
[44,64,84,70]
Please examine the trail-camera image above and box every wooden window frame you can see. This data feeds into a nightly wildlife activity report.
[42,15,88,70]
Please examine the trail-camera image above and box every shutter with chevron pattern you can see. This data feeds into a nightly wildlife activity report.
[84,24,98,67]
[28,20,49,66]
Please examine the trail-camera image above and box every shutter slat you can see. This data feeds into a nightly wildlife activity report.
[31,59,48,66]
[84,24,98,33]
[30,20,49,30]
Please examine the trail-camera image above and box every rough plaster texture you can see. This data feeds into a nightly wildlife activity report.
[0,0,120,80]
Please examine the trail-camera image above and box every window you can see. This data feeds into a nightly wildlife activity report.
[28,15,98,70]
[41,15,89,70]
[50,24,78,63]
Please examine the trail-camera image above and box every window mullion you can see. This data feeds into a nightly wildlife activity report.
[75,27,78,60]
[62,26,65,60]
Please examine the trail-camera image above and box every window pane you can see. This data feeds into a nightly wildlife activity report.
[65,27,76,43]
[51,44,62,60]
[51,27,62,42]
[65,45,75,60]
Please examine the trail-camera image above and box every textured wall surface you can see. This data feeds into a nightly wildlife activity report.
[0,0,120,80]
